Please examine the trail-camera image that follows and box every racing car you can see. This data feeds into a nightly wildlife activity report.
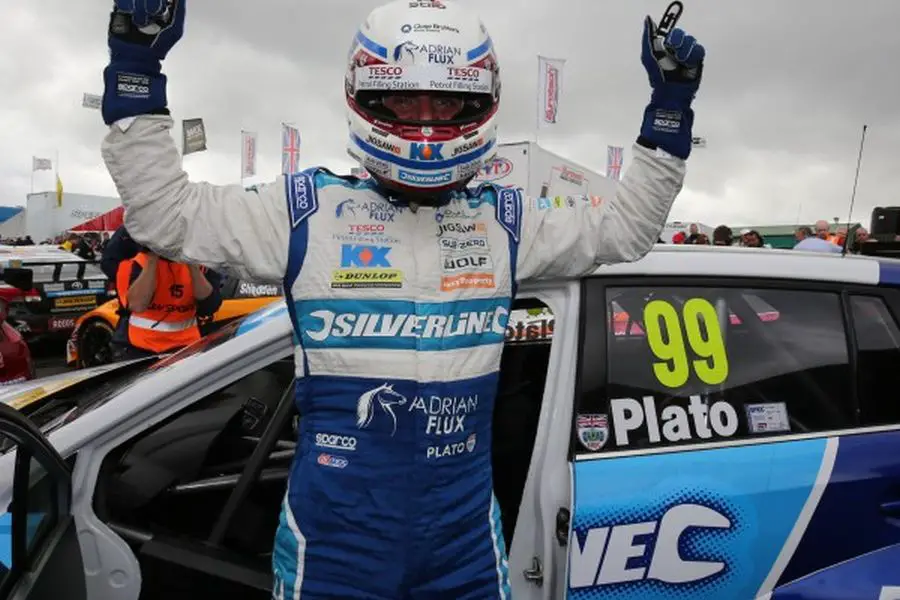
[2,243,900,600]
[65,277,283,368]
[0,245,113,342]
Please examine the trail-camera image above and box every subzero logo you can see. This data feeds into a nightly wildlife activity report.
[569,503,733,588]
[366,134,402,155]
[116,73,150,98]
[315,433,358,451]
[398,169,453,185]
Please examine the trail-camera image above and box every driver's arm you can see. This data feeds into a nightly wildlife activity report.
[514,144,683,281]
[102,115,290,283]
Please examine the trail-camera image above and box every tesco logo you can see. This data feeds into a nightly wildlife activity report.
[448,67,480,79]
[369,65,403,77]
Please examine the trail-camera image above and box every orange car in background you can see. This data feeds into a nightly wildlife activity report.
[66,277,282,368]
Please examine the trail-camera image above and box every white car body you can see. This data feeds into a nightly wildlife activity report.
[1,244,900,600]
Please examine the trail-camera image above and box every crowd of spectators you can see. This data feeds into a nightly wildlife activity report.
[0,231,111,260]
[664,220,871,254]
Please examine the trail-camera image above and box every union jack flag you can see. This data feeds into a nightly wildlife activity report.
[606,145,623,181]
[577,414,608,429]
[281,124,301,174]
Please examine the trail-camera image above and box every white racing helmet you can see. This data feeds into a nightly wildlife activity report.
[345,0,501,194]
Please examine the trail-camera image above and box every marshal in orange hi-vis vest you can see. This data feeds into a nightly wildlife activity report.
[121,253,200,353]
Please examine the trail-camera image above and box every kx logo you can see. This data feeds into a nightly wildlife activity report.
[341,245,392,268]
[410,143,444,161]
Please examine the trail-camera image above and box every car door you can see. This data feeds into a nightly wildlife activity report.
[0,402,86,600]
[565,276,900,600]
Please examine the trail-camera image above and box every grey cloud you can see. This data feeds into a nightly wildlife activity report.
[1,0,898,229]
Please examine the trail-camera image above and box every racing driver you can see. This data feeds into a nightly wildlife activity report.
[100,0,705,597]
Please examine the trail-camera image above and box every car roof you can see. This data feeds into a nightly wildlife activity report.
[588,244,894,286]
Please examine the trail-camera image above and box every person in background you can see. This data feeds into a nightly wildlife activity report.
[695,232,710,245]
[73,235,96,261]
[672,231,687,244]
[686,222,700,244]
[712,225,733,246]
[795,226,814,243]
[113,247,223,360]
[814,220,838,243]
[59,233,76,252]
[794,228,842,253]
[741,229,770,248]
[103,225,223,360]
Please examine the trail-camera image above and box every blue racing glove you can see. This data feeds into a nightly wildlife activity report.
[638,16,705,160]
[101,0,186,125]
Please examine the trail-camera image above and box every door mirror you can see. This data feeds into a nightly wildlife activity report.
[1,268,33,293]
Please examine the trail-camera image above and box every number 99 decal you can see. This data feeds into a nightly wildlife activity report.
[642,298,729,388]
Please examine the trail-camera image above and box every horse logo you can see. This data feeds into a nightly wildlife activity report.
[393,41,419,63]
[356,384,407,436]
[335,198,358,218]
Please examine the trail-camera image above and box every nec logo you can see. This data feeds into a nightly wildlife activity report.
[341,245,392,268]
[569,504,732,589]
[410,142,444,161]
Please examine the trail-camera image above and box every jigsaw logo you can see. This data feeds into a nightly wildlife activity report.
[569,503,732,590]
[340,245,392,268]
[410,142,445,161]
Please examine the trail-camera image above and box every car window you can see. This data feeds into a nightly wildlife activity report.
[851,294,900,426]
[96,358,295,555]
[576,285,854,454]
[0,448,66,596]
[1,319,263,450]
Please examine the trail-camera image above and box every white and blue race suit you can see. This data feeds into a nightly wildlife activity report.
[102,115,685,599]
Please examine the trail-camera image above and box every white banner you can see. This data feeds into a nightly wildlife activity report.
[353,64,493,95]
[32,157,52,171]
[182,118,207,155]
[241,131,257,179]
[537,56,565,128]
[82,93,102,110]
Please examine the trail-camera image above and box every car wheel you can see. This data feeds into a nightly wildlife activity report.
[78,320,115,368]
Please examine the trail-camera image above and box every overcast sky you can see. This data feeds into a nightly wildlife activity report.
[1,0,897,227]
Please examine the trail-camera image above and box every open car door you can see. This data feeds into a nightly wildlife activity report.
[0,403,86,600]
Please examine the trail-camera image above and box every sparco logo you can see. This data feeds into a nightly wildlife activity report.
[367,65,403,78]
[315,433,358,451]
